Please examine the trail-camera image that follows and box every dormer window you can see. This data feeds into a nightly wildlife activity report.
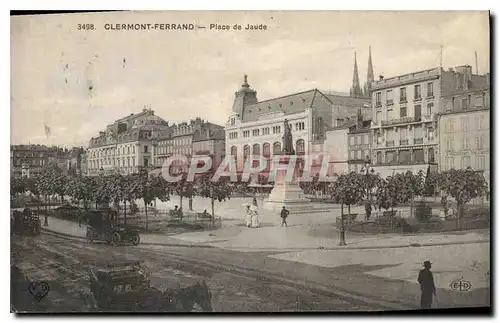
[290,101,294,105]
[279,103,282,107]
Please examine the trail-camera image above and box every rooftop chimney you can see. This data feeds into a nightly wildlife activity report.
[379,75,384,80]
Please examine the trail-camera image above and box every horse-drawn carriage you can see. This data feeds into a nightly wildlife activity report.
[85,209,140,246]
[11,208,41,236]
[88,260,213,312]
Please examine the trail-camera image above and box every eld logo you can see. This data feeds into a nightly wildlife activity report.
[449,278,472,292]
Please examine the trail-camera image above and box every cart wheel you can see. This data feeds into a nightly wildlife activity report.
[111,232,121,246]
[131,234,140,246]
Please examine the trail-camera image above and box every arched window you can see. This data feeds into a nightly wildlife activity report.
[376,151,382,164]
[273,142,281,154]
[263,143,271,157]
[243,145,250,161]
[296,139,305,154]
[231,146,237,156]
[252,144,260,156]
[428,148,435,163]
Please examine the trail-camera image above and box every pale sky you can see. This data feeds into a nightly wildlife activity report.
[10,11,490,147]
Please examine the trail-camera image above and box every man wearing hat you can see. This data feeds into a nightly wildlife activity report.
[417,260,436,309]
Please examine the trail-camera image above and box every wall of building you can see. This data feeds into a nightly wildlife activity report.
[438,109,489,175]
[225,111,309,171]
[347,130,371,173]
[324,128,349,175]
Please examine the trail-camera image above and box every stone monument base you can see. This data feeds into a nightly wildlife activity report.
[263,182,325,214]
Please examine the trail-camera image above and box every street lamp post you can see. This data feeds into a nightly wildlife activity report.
[361,156,375,220]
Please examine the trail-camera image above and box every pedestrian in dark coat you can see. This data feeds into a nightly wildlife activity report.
[364,200,372,220]
[417,261,436,309]
[280,206,289,227]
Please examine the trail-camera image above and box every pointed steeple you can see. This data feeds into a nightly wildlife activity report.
[350,52,363,98]
[367,46,374,83]
[364,46,374,98]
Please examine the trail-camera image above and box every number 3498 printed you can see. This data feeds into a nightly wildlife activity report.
[77,24,95,30]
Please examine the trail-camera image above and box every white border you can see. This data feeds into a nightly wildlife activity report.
[3,2,498,323]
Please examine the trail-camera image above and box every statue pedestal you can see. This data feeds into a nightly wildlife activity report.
[263,155,312,214]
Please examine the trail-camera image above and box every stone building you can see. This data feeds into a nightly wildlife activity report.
[10,145,73,178]
[152,118,225,173]
[347,118,372,173]
[438,81,490,189]
[225,75,370,179]
[85,108,169,176]
[192,124,225,171]
[369,65,489,178]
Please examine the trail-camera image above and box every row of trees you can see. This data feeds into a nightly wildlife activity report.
[10,166,232,228]
[11,165,488,236]
[330,168,489,245]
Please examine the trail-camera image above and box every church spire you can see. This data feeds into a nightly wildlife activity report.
[364,46,374,98]
[350,52,363,98]
[367,46,374,83]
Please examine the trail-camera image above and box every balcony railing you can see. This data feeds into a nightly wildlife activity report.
[399,139,409,146]
[375,159,428,166]
[347,159,369,164]
[400,97,407,103]
[422,114,435,122]
[386,99,394,105]
[413,138,424,144]
[381,116,417,126]
[386,140,395,147]
[413,95,422,101]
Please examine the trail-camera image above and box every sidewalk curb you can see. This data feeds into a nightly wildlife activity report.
[41,228,214,249]
[210,239,490,252]
[41,228,488,251]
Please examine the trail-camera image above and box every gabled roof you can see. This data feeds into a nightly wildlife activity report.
[239,88,371,123]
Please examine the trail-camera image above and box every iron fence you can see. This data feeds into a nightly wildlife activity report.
[339,210,490,235]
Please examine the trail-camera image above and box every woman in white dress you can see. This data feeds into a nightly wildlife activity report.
[250,204,260,228]
[244,204,252,228]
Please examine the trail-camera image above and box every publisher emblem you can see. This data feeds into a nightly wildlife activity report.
[450,278,472,292]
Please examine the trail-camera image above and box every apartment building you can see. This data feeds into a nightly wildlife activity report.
[10,145,74,178]
[439,82,490,189]
[347,118,372,173]
[152,118,225,173]
[86,108,169,176]
[369,65,489,178]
